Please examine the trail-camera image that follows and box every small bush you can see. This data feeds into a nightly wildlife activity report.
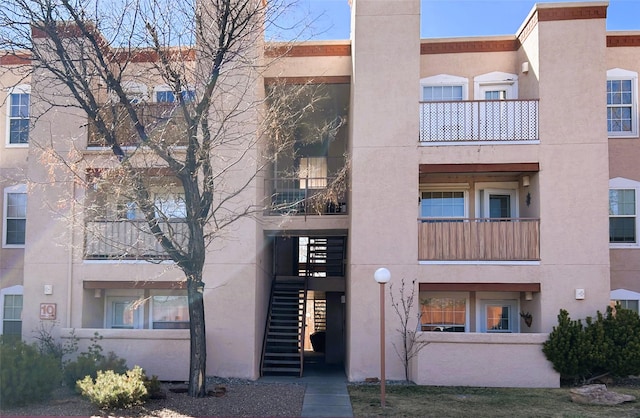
[543,306,640,383]
[0,337,62,407]
[63,333,127,389]
[77,366,148,409]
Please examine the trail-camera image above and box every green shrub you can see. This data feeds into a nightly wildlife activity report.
[0,337,62,407]
[77,366,148,409]
[543,306,640,383]
[63,333,127,389]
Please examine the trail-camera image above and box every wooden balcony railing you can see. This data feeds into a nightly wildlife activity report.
[84,220,189,260]
[418,218,540,261]
[87,103,187,147]
[419,99,539,143]
[264,177,347,215]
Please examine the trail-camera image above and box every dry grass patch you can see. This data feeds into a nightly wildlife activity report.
[348,384,640,417]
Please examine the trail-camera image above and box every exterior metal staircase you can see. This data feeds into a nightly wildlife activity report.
[260,279,307,376]
[306,237,346,277]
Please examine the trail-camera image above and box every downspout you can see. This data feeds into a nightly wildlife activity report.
[66,179,76,328]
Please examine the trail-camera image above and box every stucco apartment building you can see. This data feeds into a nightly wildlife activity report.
[1,0,639,387]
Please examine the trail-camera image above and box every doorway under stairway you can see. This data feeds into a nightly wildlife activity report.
[261,234,347,377]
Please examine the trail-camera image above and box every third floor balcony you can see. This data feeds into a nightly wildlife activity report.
[419,99,539,143]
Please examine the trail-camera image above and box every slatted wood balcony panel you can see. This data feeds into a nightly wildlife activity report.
[418,218,540,261]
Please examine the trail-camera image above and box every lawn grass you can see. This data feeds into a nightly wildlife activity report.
[348,384,640,417]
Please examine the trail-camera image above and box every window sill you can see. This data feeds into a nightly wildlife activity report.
[608,133,639,139]
[610,243,640,249]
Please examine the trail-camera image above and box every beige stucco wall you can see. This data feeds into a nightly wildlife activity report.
[606,37,640,294]
[411,333,559,387]
[0,67,30,291]
[348,0,421,381]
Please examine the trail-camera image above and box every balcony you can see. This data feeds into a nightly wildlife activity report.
[418,218,540,261]
[264,177,347,216]
[84,220,188,260]
[87,103,187,148]
[419,99,539,143]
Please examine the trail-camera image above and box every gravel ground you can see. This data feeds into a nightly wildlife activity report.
[0,378,305,417]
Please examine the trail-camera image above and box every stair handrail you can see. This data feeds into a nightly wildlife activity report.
[259,274,278,376]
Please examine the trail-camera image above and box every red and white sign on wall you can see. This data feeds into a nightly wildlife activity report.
[40,303,57,320]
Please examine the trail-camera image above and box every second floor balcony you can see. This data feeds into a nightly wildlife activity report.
[87,103,187,148]
[84,220,189,260]
[418,218,540,262]
[419,99,539,143]
[264,177,347,216]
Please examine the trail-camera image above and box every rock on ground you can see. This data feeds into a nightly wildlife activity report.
[570,384,636,406]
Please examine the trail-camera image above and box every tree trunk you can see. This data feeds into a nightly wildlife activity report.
[187,275,207,397]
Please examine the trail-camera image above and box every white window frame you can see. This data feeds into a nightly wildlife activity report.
[3,184,27,248]
[104,293,144,329]
[419,184,469,219]
[609,177,640,247]
[473,72,518,100]
[420,74,469,102]
[6,84,30,147]
[150,292,189,329]
[479,299,519,333]
[116,81,148,104]
[153,85,196,103]
[418,291,469,332]
[611,288,640,313]
[0,285,23,335]
[607,68,638,138]
[474,182,519,219]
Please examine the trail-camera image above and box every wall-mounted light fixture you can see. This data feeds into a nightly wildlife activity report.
[94,288,102,298]
[522,175,530,187]
[525,291,533,301]
[522,62,529,74]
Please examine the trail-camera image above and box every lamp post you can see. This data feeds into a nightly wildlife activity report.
[374,267,391,408]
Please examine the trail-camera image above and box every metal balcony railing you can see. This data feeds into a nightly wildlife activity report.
[419,99,539,143]
[418,218,540,261]
[264,177,347,215]
[87,103,187,147]
[84,220,189,260]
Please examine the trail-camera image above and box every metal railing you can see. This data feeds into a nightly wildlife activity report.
[419,99,539,143]
[84,220,189,260]
[264,177,347,215]
[87,103,187,147]
[418,218,540,261]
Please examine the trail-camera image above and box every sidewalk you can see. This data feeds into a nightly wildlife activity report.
[259,365,353,417]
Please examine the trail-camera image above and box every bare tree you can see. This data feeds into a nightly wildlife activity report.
[0,0,344,397]
[389,279,429,381]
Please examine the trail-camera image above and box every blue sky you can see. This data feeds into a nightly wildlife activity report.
[293,0,640,40]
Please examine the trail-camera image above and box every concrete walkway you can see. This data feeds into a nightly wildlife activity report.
[259,365,353,417]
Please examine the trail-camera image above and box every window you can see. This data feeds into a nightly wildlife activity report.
[7,85,30,145]
[155,86,196,103]
[151,295,189,329]
[481,300,518,333]
[609,189,636,243]
[423,85,463,102]
[155,194,186,219]
[420,295,467,332]
[106,296,143,329]
[299,157,327,189]
[420,74,468,102]
[119,81,148,104]
[420,191,465,218]
[607,68,638,137]
[614,300,639,313]
[3,294,22,337]
[3,185,27,247]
